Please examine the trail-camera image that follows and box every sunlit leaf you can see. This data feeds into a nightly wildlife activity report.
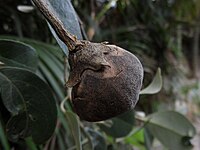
[0,39,38,72]
[0,67,57,144]
[124,129,145,150]
[146,111,196,150]
[140,68,162,95]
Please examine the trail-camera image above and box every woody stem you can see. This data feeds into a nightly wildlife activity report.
[32,0,79,51]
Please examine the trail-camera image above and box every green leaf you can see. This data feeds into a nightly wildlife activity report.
[86,129,107,150]
[144,127,154,150]
[47,0,82,55]
[146,111,196,150]
[25,137,38,150]
[0,36,66,101]
[0,67,57,144]
[140,68,162,95]
[33,0,82,55]
[124,129,145,150]
[0,120,10,150]
[0,39,38,72]
[98,110,135,138]
[65,111,82,150]
[48,0,82,39]
[57,108,74,148]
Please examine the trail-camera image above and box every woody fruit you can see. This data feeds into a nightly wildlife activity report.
[67,41,143,121]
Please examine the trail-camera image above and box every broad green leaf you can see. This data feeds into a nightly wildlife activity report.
[0,36,67,101]
[6,112,29,142]
[0,39,38,72]
[146,111,196,150]
[0,67,57,144]
[47,0,82,39]
[0,36,63,62]
[98,110,135,138]
[30,42,65,100]
[32,0,82,55]
[65,111,82,150]
[140,68,162,95]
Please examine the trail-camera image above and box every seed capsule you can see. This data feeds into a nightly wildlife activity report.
[67,41,143,122]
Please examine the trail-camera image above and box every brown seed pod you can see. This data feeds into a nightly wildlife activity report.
[67,41,143,122]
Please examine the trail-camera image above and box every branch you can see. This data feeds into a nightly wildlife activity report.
[32,0,81,51]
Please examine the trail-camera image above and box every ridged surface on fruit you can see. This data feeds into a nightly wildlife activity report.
[67,42,143,122]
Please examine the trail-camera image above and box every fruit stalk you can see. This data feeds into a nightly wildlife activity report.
[32,0,81,51]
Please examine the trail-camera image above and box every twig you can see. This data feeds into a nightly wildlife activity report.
[64,56,69,90]
[60,96,69,113]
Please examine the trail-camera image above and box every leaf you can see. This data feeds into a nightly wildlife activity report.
[38,61,64,101]
[0,36,66,101]
[47,0,82,55]
[56,108,75,148]
[48,24,69,56]
[98,110,135,138]
[0,67,57,144]
[0,120,10,150]
[86,129,107,150]
[140,68,162,95]
[48,0,82,39]
[124,129,145,150]
[33,0,83,55]
[6,112,32,143]
[25,137,38,150]
[65,111,82,150]
[144,127,154,150]
[0,39,38,72]
[146,111,196,150]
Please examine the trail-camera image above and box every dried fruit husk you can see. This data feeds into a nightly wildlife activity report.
[67,41,143,122]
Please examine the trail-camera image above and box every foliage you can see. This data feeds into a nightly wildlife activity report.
[0,39,57,147]
[146,111,195,150]
[0,0,199,150]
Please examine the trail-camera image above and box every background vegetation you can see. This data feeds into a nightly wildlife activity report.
[0,0,200,150]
